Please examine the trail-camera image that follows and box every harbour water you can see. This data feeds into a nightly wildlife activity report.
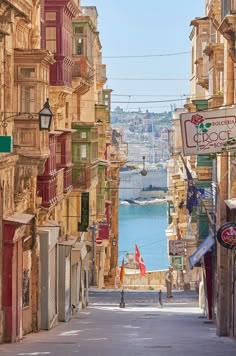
[118,202,169,271]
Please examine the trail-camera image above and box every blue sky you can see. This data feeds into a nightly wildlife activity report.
[81,0,205,113]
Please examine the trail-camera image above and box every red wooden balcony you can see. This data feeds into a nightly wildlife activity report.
[37,172,57,208]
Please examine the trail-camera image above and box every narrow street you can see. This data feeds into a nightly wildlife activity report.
[0,289,235,355]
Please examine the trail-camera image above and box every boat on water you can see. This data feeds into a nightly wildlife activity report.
[119,164,167,201]
[119,198,166,205]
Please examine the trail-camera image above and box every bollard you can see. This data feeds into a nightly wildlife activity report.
[120,289,125,308]
[159,289,163,308]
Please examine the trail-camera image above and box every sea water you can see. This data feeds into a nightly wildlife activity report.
[118,203,169,271]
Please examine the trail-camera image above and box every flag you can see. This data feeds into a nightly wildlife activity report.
[185,165,198,215]
[135,244,146,276]
[119,258,125,284]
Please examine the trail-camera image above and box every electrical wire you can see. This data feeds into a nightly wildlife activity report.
[104,51,191,58]
[108,77,189,81]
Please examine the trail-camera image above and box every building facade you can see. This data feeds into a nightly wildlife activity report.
[167,0,236,339]
[0,0,123,343]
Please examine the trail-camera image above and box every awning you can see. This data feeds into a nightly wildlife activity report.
[4,213,34,224]
[188,233,215,269]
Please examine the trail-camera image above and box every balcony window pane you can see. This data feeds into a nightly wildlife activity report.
[46,12,56,21]
[74,26,83,34]
[81,144,87,159]
[76,38,83,55]
[208,69,213,96]
[46,27,56,53]
[20,86,35,112]
[56,142,62,164]
[20,68,35,78]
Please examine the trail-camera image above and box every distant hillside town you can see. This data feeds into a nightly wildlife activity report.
[111,108,172,200]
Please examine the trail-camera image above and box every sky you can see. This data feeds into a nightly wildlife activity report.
[81,0,205,113]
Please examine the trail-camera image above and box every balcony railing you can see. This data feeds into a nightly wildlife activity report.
[37,172,57,208]
[64,167,72,193]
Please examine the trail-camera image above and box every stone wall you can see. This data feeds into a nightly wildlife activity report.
[117,269,168,290]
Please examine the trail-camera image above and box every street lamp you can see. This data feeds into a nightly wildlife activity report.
[0,98,53,131]
[140,156,147,176]
[112,236,117,246]
[38,98,53,130]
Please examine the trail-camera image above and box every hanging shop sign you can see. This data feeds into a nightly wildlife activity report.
[217,222,236,249]
[170,256,183,270]
[78,192,89,232]
[0,136,12,152]
[169,240,185,256]
[180,108,236,155]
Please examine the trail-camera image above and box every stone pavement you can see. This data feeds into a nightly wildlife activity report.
[0,289,235,355]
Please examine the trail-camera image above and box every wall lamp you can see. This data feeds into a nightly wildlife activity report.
[112,236,117,246]
[0,98,53,131]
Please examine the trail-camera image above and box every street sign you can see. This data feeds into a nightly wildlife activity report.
[96,237,103,245]
[170,256,183,270]
[180,108,236,155]
[169,240,185,256]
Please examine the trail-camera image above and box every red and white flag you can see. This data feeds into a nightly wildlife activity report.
[135,244,146,276]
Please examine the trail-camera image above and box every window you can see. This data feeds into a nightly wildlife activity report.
[20,68,35,78]
[74,143,87,161]
[80,144,87,160]
[20,86,35,112]
[76,38,83,55]
[45,12,56,21]
[56,142,62,164]
[81,131,87,139]
[23,270,30,308]
[65,102,69,118]
[75,26,83,34]
[208,69,213,96]
[46,27,56,53]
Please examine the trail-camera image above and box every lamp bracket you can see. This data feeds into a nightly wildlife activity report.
[0,112,34,128]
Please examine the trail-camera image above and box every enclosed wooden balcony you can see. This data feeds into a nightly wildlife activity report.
[96,64,107,89]
[72,164,98,190]
[72,55,94,81]
[37,167,72,208]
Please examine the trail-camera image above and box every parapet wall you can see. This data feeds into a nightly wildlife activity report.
[117,269,168,290]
